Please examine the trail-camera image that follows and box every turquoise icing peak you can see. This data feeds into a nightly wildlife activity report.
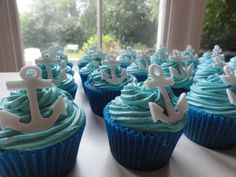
[0,86,86,151]
[37,64,76,92]
[187,74,236,118]
[150,48,169,65]
[108,82,187,132]
[88,65,136,91]
[126,53,150,75]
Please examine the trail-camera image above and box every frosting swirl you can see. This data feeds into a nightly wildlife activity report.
[150,48,169,65]
[0,86,86,151]
[108,82,187,132]
[187,75,236,118]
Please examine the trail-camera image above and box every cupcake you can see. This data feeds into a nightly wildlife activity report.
[185,67,236,149]
[79,50,106,86]
[117,46,136,68]
[103,64,188,170]
[0,65,86,177]
[36,50,78,99]
[126,52,151,81]
[150,47,169,65]
[84,57,136,116]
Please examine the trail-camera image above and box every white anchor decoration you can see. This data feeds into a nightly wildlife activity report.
[212,45,222,57]
[184,45,198,60]
[169,50,193,79]
[35,50,67,85]
[144,64,188,124]
[136,52,150,70]
[221,65,236,106]
[101,56,127,84]
[0,66,67,133]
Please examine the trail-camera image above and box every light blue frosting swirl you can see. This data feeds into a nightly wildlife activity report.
[119,49,136,67]
[187,74,236,118]
[150,48,169,65]
[182,48,198,68]
[126,54,150,75]
[227,57,236,69]
[108,82,187,132]
[88,65,137,91]
[0,86,86,151]
[80,53,105,75]
[37,64,76,92]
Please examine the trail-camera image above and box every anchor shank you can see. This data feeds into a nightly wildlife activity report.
[45,63,53,80]
[159,87,176,117]
[27,88,42,123]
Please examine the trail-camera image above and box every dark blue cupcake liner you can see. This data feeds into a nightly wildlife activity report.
[0,124,85,177]
[67,62,73,68]
[132,74,147,82]
[77,63,87,69]
[67,69,74,76]
[68,84,78,99]
[79,72,88,85]
[84,81,121,116]
[171,87,189,97]
[185,106,236,149]
[120,63,130,69]
[103,105,184,171]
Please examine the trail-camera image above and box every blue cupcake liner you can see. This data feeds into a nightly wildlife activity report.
[185,106,236,149]
[132,74,147,82]
[79,72,88,85]
[120,63,130,69]
[67,69,74,76]
[0,124,85,177]
[103,105,184,171]
[84,81,121,116]
[77,63,87,69]
[68,84,78,99]
[67,62,73,68]
[171,87,189,97]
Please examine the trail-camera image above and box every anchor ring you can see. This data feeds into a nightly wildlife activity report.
[20,66,42,81]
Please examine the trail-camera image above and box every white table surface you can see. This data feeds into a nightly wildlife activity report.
[0,72,235,177]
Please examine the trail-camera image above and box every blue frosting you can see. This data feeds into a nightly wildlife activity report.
[187,74,236,118]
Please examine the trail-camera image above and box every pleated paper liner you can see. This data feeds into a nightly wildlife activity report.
[79,72,89,87]
[171,87,189,97]
[0,124,85,177]
[132,73,147,82]
[103,105,184,171]
[84,81,121,117]
[67,62,73,68]
[77,63,87,69]
[185,106,236,149]
[67,68,74,76]
[68,84,78,99]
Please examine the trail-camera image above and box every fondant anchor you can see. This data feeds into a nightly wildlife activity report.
[221,65,236,106]
[144,64,188,124]
[35,50,67,85]
[213,55,225,70]
[101,56,127,84]
[136,52,150,70]
[169,50,193,79]
[212,45,222,57]
[0,66,67,133]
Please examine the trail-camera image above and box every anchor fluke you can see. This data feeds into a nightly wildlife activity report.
[0,65,67,133]
[145,64,187,124]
